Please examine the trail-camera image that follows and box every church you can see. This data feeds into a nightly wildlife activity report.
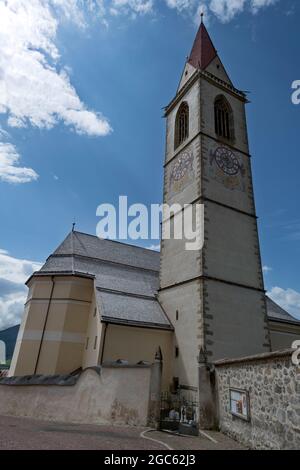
[9,20,300,396]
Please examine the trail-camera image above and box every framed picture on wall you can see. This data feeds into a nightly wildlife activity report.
[229,388,250,421]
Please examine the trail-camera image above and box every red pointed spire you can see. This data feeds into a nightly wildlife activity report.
[188,20,217,70]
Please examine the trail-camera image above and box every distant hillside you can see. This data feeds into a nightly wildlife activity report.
[0,325,20,360]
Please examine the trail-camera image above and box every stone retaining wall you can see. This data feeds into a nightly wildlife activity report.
[214,349,300,450]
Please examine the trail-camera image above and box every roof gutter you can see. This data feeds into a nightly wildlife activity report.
[100,317,174,331]
[26,271,95,287]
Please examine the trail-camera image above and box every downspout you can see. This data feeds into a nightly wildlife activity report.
[100,322,108,365]
[34,275,55,375]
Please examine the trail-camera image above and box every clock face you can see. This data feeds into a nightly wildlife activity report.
[214,147,240,176]
[172,151,193,182]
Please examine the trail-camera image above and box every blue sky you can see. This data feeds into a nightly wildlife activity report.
[0,0,300,328]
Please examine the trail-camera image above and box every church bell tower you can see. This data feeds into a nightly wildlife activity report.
[159,19,271,392]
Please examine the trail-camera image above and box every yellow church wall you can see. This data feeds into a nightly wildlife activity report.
[27,279,53,300]
[35,341,60,375]
[9,275,94,377]
[9,300,50,376]
[82,292,104,369]
[10,275,173,382]
[34,278,92,375]
[102,323,173,390]
[55,342,86,375]
[54,277,93,302]
[61,301,91,333]
[21,302,49,331]
[10,340,41,376]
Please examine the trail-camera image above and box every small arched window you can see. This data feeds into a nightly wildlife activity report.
[175,102,189,149]
[214,96,234,142]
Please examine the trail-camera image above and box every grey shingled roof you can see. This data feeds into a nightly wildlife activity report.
[96,290,171,329]
[42,256,159,298]
[266,296,300,324]
[37,231,300,330]
[53,231,160,272]
[39,231,171,330]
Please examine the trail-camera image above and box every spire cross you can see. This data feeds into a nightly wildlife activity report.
[200,11,204,23]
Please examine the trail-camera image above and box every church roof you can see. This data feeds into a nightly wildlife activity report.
[39,231,172,331]
[53,231,160,272]
[266,296,300,324]
[34,231,300,330]
[96,290,171,330]
[188,21,217,70]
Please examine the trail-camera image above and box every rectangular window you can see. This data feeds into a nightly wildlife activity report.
[175,346,179,358]
[93,308,97,317]
[94,336,98,350]
[85,337,89,350]
[173,377,179,392]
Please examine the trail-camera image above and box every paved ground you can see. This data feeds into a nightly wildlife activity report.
[0,415,246,450]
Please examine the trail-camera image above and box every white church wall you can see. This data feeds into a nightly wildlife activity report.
[177,62,197,92]
[159,280,203,389]
[203,200,263,289]
[200,77,249,154]
[165,81,200,165]
[205,56,232,86]
[160,228,202,289]
[164,137,201,209]
[204,281,269,360]
[202,135,255,216]
[0,366,152,427]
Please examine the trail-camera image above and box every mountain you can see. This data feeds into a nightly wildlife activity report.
[0,325,19,361]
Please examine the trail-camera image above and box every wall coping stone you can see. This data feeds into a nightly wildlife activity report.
[214,349,293,367]
[0,363,152,386]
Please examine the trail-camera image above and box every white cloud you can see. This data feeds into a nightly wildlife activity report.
[0,291,27,330]
[163,0,279,22]
[0,0,112,139]
[251,0,278,14]
[165,0,194,11]
[268,286,300,320]
[110,0,153,16]
[195,4,209,24]
[0,249,42,329]
[0,127,9,139]
[0,0,280,140]
[0,0,115,184]
[0,141,38,183]
[209,0,246,22]
[0,250,42,285]
[0,0,282,185]
[263,265,272,274]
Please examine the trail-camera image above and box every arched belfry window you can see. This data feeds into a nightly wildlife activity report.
[214,96,234,142]
[175,102,189,149]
